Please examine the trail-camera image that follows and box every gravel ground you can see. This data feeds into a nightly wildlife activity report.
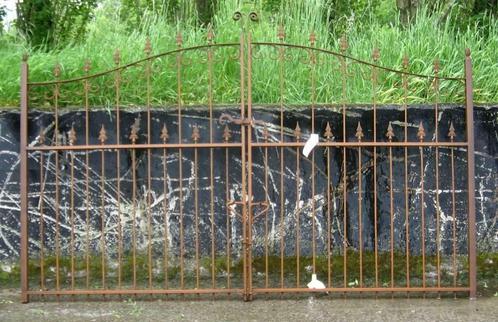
[1,290,497,322]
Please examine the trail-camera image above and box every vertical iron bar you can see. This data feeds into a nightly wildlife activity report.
[161,125,169,289]
[402,56,410,288]
[69,131,76,290]
[356,123,364,288]
[113,53,123,288]
[238,32,248,301]
[246,31,254,301]
[295,125,301,288]
[208,30,217,292]
[100,144,106,288]
[372,49,380,287]
[131,139,137,289]
[224,126,231,291]
[38,134,45,292]
[53,65,61,293]
[464,48,477,299]
[387,124,394,288]
[278,27,286,293]
[193,129,200,290]
[20,56,29,303]
[83,61,91,290]
[145,42,153,290]
[340,36,348,290]
[263,128,269,289]
[310,34,317,275]
[176,32,185,290]
[449,123,457,294]
[418,123,426,290]
[433,59,441,292]
[325,123,333,288]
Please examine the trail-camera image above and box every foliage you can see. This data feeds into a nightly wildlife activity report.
[0,4,6,33]
[0,0,497,107]
[119,0,198,29]
[15,0,98,48]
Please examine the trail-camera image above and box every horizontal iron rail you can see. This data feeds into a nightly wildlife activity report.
[252,42,465,81]
[27,142,243,151]
[253,287,470,293]
[250,142,468,148]
[26,141,468,151]
[27,289,244,296]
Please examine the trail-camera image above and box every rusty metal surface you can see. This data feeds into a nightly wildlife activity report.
[19,14,476,302]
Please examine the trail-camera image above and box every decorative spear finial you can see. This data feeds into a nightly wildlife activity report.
[448,122,456,141]
[98,125,107,144]
[129,124,138,144]
[434,58,440,73]
[113,49,121,66]
[207,25,214,44]
[68,126,77,145]
[324,122,333,141]
[191,125,200,142]
[372,47,380,62]
[176,31,183,48]
[402,55,409,69]
[83,60,91,73]
[417,122,426,141]
[386,122,394,142]
[223,125,231,142]
[340,35,348,53]
[160,123,169,143]
[310,32,316,47]
[144,37,152,56]
[294,123,302,141]
[53,63,61,78]
[355,122,364,142]
[277,25,285,41]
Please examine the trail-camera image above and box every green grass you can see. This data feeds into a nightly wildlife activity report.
[0,0,497,108]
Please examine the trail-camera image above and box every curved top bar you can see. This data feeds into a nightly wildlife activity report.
[28,40,465,86]
[28,42,240,86]
[253,42,465,81]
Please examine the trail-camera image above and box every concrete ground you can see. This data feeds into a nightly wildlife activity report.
[0,289,497,322]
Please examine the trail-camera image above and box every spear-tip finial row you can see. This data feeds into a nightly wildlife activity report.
[294,122,302,141]
[99,125,107,144]
[191,125,200,142]
[223,124,232,142]
[324,122,333,141]
[160,123,169,143]
[355,122,364,142]
[386,122,394,141]
[417,122,425,141]
[68,126,77,145]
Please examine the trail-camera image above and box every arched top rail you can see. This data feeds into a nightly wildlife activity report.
[27,42,240,86]
[252,42,465,81]
[27,40,466,86]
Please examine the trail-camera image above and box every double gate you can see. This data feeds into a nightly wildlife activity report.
[19,13,476,302]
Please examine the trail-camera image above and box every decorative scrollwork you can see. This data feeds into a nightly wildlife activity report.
[233,10,258,29]
[233,11,243,21]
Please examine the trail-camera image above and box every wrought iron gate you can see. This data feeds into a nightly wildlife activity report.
[20,12,476,302]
